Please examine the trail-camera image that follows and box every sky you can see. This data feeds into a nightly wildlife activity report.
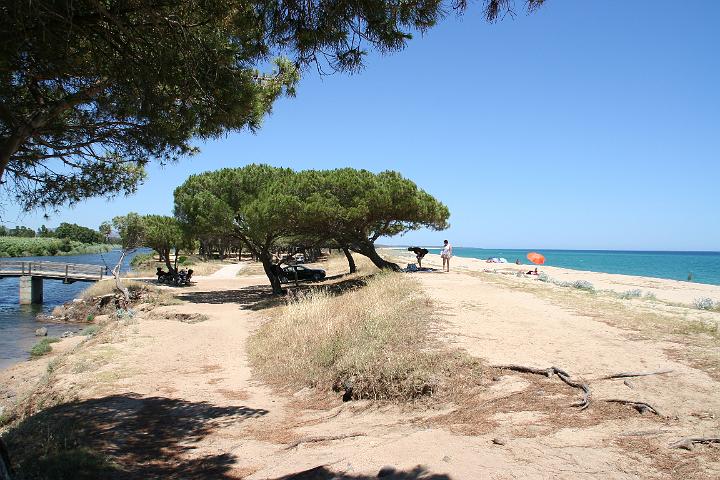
[3,0,719,251]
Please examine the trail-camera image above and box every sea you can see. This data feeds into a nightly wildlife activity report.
[0,249,147,370]
[413,247,720,286]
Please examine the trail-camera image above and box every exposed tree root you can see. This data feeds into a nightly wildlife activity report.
[620,429,671,437]
[669,436,720,450]
[492,365,590,410]
[555,371,591,410]
[601,369,673,380]
[285,433,365,450]
[604,399,661,416]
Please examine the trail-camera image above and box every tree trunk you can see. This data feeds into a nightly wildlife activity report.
[352,242,400,271]
[342,246,357,273]
[260,253,283,295]
[163,248,175,274]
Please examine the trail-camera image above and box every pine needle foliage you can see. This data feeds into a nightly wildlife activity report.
[0,0,544,210]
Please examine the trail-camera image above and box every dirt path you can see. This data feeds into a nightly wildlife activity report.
[3,264,719,478]
[208,262,248,279]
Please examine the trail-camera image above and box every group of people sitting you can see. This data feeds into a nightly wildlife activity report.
[156,267,194,286]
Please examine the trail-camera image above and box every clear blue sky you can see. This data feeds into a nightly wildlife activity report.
[4,1,719,251]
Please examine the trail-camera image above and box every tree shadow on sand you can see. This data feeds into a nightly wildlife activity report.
[178,276,370,311]
[275,465,452,479]
[2,393,268,479]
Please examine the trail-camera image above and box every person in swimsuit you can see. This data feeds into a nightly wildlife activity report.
[440,239,452,272]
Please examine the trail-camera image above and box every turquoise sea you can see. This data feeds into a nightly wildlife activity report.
[415,248,720,286]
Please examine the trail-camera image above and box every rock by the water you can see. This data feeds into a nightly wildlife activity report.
[378,465,396,477]
[61,331,74,338]
[34,327,48,336]
[492,437,507,446]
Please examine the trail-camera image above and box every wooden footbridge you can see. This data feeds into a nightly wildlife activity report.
[0,260,107,304]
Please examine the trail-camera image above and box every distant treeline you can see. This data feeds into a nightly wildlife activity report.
[0,222,117,257]
[0,222,114,243]
[0,237,117,258]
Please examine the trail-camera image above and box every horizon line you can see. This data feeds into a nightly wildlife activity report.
[378,245,720,254]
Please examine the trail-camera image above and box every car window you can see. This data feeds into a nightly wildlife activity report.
[296,266,306,271]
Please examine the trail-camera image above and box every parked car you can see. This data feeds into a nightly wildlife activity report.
[280,265,326,283]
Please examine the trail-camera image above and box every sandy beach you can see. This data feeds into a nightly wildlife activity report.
[1,252,719,479]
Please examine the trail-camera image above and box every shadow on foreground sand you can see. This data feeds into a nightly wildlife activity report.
[275,465,452,479]
[178,276,369,311]
[2,393,268,479]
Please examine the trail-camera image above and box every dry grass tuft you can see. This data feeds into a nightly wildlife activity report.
[80,280,179,306]
[248,273,479,401]
[79,279,140,299]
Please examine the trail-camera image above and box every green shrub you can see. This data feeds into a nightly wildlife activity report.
[80,325,101,336]
[619,289,642,299]
[30,337,60,358]
[572,280,594,291]
[130,252,154,266]
[47,358,61,373]
[694,297,717,311]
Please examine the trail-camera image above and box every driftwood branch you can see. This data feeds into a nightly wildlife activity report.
[601,369,673,380]
[285,433,364,450]
[492,365,590,410]
[669,436,720,450]
[111,248,133,305]
[604,399,661,416]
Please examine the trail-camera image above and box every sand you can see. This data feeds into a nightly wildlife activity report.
[1,254,719,479]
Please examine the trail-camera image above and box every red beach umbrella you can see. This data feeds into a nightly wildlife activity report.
[527,252,545,265]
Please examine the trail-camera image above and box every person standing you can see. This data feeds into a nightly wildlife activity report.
[441,239,452,272]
